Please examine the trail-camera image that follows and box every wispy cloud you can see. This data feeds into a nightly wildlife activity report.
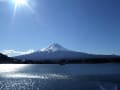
[1,49,34,57]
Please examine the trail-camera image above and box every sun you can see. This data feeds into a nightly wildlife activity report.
[12,0,33,16]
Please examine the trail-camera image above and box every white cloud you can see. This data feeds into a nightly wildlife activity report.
[1,49,34,57]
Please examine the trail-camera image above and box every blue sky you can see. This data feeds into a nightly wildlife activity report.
[0,0,120,55]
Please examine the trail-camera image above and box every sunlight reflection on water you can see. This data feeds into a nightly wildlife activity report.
[0,64,120,90]
[1,73,70,79]
[0,64,27,73]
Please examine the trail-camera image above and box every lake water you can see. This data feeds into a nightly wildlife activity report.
[0,64,120,90]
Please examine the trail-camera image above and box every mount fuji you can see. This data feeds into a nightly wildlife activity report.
[14,43,119,61]
[14,43,93,60]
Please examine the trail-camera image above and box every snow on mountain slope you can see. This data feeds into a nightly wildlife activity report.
[14,43,95,60]
[14,43,118,61]
[40,43,68,52]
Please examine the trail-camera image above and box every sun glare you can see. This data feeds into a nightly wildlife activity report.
[0,64,26,72]
[12,0,28,6]
[15,0,26,5]
[12,0,34,17]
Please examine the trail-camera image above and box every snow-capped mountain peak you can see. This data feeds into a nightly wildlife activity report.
[40,43,68,52]
[14,43,120,61]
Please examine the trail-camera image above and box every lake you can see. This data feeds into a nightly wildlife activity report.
[0,64,120,90]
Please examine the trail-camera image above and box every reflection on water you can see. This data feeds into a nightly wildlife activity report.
[0,64,120,90]
[1,73,69,79]
[0,64,27,72]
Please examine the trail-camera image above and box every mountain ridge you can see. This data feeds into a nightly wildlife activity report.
[14,43,120,61]
[0,43,120,64]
